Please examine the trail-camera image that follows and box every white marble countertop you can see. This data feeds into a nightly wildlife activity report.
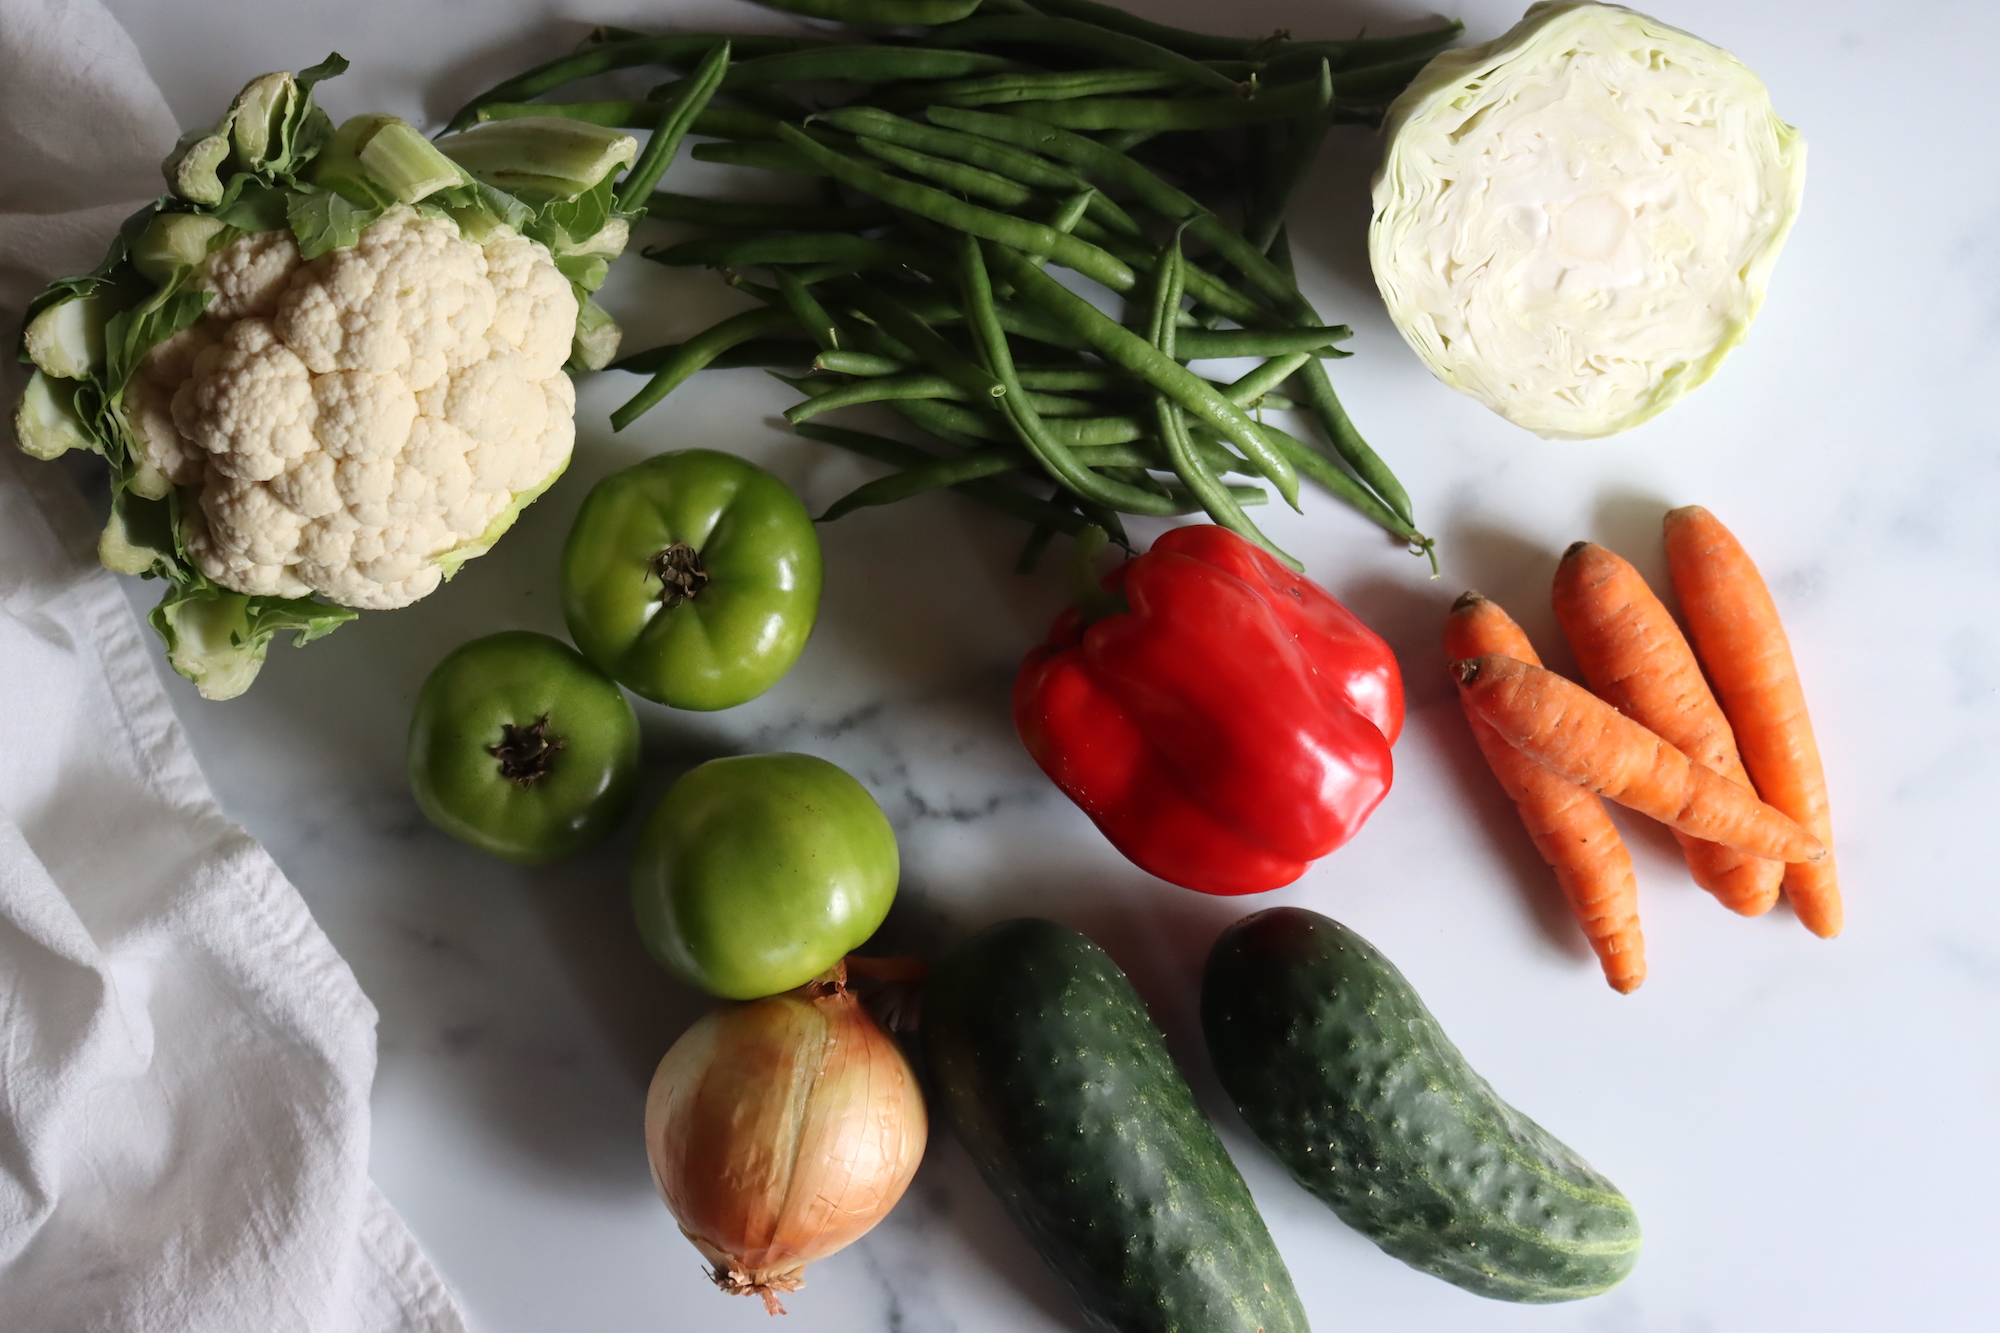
[96,0,2000,1328]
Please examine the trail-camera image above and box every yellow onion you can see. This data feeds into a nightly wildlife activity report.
[644,963,927,1314]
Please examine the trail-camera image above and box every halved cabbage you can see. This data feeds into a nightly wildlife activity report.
[1369,2,1806,439]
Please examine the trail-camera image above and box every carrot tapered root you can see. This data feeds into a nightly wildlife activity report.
[1552,542,1783,918]
[1455,653,1826,865]
[1447,592,1645,993]
[1664,507,1841,938]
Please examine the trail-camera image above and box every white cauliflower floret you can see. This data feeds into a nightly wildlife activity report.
[122,325,223,491]
[277,208,495,392]
[173,319,320,482]
[200,229,301,320]
[137,205,579,610]
[482,230,578,380]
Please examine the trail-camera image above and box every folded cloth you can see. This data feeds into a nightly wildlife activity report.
[1,3,466,1329]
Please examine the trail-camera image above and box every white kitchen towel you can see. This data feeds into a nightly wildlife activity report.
[0,3,467,1330]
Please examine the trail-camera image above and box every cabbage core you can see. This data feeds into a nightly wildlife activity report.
[1369,2,1806,439]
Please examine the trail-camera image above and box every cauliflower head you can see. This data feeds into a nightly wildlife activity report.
[125,206,578,611]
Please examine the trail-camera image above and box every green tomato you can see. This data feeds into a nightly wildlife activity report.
[561,449,822,711]
[632,753,899,999]
[408,631,640,864]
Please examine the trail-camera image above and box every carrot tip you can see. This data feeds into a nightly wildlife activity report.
[1562,540,1594,560]
[1451,590,1488,612]
[1450,657,1481,685]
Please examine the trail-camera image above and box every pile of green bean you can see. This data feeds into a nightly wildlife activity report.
[448,0,1458,569]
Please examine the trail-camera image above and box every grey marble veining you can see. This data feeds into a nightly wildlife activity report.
[94,0,2000,1328]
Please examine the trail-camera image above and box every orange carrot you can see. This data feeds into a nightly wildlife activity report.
[1664,507,1841,938]
[1454,653,1826,864]
[1552,542,1783,917]
[1447,593,1645,992]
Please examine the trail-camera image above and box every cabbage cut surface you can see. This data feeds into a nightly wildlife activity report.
[1369,2,1806,439]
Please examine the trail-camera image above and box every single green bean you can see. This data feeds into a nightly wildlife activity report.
[748,0,982,25]
[442,32,806,132]
[611,334,815,375]
[1222,351,1311,407]
[1012,363,1297,415]
[662,78,810,122]
[727,46,1026,88]
[646,234,905,270]
[845,318,925,371]
[1172,326,1351,357]
[813,349,906,376]
[775,124,1138,295]
[790,260,880,284]
[1044,188,1097,236]
[986,240,1299,507]
[616,42,730,211]
[1017,365,1120,391]
[1326,53,1442,104]
[1270,227,1416,528]
[1243,60,1330,252]
[853,136,1034,209]
[882,67,1182,108]
[1009,0,1279,60]
[1067,441,1258,481]
[690,139,827,175]
[793,422,1093,535]
[787,371,971,422]
[808,355,1137,389]
[920,15,1242,94]
[786,371,1113,423]
[644,191,888,230]
[819,452,1021,521]
[1020,186,1097,270]
[775,268,841,353]
[1264,22,1467,72]
[894,395,1149,449]
[611,306,796,429]
[1145,225,1185,356]
[828,277,1005,402]
[1244,420,1430,560]
[1094,127,1158,153]
[478,100,778,138]
[1005,74,1333,131]
[1020,391,1108,418]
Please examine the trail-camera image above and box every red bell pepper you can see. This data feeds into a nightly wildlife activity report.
[1013,526,1403,895]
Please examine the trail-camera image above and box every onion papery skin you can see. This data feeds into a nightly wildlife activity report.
[1369,1,1807,439]
[644,974,927,1314]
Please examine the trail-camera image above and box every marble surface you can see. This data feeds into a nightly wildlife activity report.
[91,0,2000,1328]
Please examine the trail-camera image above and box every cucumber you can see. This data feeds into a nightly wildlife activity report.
[1201,907,1640,1303]
[923,918,1309,1333]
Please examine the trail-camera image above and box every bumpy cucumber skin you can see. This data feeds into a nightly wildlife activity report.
[1201,907,1640,1303]
[924,918,1310,1333]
